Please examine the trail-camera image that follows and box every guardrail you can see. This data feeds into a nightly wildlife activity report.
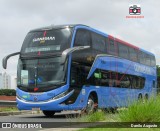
[0,100,16,107]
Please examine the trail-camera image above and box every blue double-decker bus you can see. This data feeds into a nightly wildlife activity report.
[3,24,157,117]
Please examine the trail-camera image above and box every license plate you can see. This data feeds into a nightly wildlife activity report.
[32,108,40,111]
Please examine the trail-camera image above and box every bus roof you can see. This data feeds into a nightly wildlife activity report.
[108,35,154,56]
[29,24,89,32]
[29,24,155,57]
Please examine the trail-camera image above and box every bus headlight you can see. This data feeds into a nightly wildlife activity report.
[52,90,68,100]
[16,93,22,100]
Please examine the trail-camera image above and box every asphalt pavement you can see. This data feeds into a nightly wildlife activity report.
[0,111,82,131]
[0,111,80,122]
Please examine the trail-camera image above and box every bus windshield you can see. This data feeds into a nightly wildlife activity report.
[21,28,72,55]
[17,57,66,91]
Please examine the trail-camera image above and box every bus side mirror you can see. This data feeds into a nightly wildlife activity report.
[2,52,20,69]
[61,46,90,64]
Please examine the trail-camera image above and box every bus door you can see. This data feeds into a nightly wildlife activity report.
[68,62,90,105]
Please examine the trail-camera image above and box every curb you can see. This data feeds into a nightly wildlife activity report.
[0,110,40,116]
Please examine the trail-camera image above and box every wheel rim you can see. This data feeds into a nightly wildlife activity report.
[86,98,94,114]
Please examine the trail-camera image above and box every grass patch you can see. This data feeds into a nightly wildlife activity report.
[119,96,160,122]
[83,111,106,122]
[68,96,160,130]
[79,128,159,131]
[0,107,18,112]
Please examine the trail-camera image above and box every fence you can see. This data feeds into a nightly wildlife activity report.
[0,101,16,107]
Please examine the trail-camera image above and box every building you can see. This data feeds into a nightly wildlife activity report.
[0,72,16,89]
[11,75,17,90]
[3,72,11,89]
[2,72,11,89]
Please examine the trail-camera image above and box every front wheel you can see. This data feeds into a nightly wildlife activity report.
[42,110,55,117]
[85,95,97,114]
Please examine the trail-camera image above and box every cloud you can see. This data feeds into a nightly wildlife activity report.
[0,0,160,75]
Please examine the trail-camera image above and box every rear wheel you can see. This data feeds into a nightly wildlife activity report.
[144,94,149,102]
[42,110,55,117]
[102,107,117,113]
[138,94,143,101]
[144,94,148,100]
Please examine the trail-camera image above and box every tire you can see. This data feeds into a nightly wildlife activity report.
[144,94,148,100]
[138,94,143,101]
[42,110,55,117]
[85,95,97,114]
[102,107,117,113]
[144,94,149,102]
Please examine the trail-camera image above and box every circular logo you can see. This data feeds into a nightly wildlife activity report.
[34,96,38,101]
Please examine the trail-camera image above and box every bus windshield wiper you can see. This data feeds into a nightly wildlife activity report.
[36,81,66,87]
[51,81,66,86]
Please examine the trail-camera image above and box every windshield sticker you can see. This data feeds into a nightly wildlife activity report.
[25,45,60,53]
[33,36,55,43]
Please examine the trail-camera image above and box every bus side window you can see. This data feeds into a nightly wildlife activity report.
[139,51,146,65]
[129,48,137,62]
[118,43,129,59]
[74,29,91,46]
[106,38,109,53]
[150,55,156,67]
[108,39,116,55]
[91,32,106,53]
[146,54,151,66]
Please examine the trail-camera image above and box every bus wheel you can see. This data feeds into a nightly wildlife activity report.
[138,94,143,101]
[85,95,97,114]
[110,107,118,113]
[144,94,149,102]
[102,107,117,113]
[42,110,55,117]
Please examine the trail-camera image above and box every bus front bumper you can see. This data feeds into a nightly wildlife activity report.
[16,90,74,111]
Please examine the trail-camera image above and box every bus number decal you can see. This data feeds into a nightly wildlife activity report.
[134,64,152,75]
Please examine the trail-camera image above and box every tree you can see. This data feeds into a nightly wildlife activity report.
[156,65,160,92]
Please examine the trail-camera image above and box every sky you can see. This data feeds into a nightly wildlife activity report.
[0,0,160,75]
